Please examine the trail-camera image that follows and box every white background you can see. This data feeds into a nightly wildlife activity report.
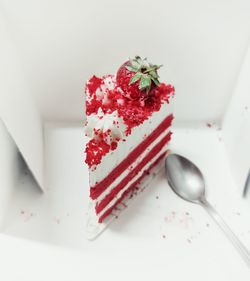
[1,0,250,122]
[1,1,250,280]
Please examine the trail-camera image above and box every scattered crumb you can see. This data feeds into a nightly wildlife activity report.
[206,122,221,129]
[128,166,134,171]
[245,106,248,110]
[156,196,159,200]
[121,202,127,208]
[164,211,193,229]
[115,215,118,219]
[20,210,35,222]
[187,239,192,244]
[53,218,61,224]
[206,223,210,227]
[162,234,166,239]
[140,187,146,193]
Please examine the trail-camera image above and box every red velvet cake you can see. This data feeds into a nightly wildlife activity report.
[84,56,174,236]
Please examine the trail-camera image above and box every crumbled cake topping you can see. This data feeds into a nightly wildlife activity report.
[85,75,174,167]
[84,57,174,168]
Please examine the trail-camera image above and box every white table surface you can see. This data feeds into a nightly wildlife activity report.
[0,123,250,281]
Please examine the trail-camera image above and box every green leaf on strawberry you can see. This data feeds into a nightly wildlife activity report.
[151,77,160,86]
[139,75,152,92]
[126,56,162,95]
[129,72,143,85]
[125,65,138,72]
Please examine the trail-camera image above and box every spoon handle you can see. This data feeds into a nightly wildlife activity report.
[200,198,250,267]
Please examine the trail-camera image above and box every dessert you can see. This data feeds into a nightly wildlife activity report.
[84,56,174,228]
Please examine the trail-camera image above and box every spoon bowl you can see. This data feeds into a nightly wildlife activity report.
[165,154,205,204]
[165,153,250,267]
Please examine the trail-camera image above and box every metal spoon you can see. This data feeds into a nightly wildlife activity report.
[165,153,250,267]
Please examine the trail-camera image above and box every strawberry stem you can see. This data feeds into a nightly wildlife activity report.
[143,65,163,74]
[127,56,162,95]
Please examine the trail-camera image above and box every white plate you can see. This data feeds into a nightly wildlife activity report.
[1,124,250,280]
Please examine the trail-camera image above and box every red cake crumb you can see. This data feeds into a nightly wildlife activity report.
[120,203,126,208]
[110,141,118,150]
[86,75,103,95]
[85,75,174,167]
[85,139,110,166]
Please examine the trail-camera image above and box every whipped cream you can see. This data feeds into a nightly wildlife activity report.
[85,108,126,144]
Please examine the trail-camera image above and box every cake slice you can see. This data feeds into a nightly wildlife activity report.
[84,56,174,236]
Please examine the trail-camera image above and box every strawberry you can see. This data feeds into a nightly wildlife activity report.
[116,56,162,100]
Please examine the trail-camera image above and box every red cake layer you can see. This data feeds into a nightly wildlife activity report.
[98,151,168,223]
[95,132,172,214]
[90,114,173,199]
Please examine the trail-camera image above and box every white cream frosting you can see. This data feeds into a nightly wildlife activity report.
[85,108,126,144]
